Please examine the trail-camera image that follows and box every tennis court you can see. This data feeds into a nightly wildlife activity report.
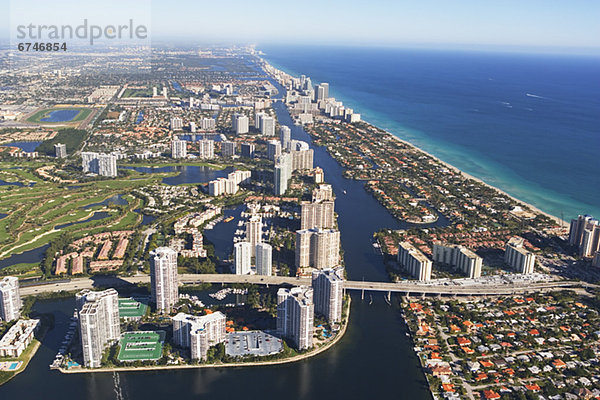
[117,331,165,362]
[118,298,148,319]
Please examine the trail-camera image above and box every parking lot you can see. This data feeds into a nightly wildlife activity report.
[225,331,283,358]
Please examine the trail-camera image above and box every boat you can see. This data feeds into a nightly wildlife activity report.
[343,190,347,194]
[224,216,234,223]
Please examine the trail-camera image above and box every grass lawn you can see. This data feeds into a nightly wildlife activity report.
[0,160,165,259]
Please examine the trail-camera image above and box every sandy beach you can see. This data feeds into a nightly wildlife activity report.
[263,59,570,229]
[381,128,569,227]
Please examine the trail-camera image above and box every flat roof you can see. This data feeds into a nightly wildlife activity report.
[117,331,165,362]
[118,298,148,318]
[225,331,283,358]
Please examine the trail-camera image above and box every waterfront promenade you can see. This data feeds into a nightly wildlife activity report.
[19,273,585,297]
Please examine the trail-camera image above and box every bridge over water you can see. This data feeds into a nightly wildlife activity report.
[19,273,585,297]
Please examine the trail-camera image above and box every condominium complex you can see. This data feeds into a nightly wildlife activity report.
[208,170,251,196]
[150,247,179,313]
[256,242,273,276]
[280,126,291,151]
[245,215,263,256]
[231,113,249,134]
[170,117,183,130]
[397,242,432,281]
[77,288,120,368]
[314,82,329,102]
[267,140,282,161]
[221,140,236,157]
[241,143,255,158]
[432,243,482,278]
[261,116,275,136]
[504,237,536,274]
[569,215,600,257]
[200,117,216,131]
[301,200,335,230]
[290,142,313,171]
[277,286,314,350]
[313,167,324,184]
[234,241,252,275]
[172,139,187,159]
[54,143,67,158]
[172,312,226,361]
[312,268,344,324]
[198,139,214,159]
[295,228,341,271]
[255,112,265,130]
[0,276,21,322]
[81,152,118,177]
[0,319,40,357]
[274,152,292,195]
[312,184,334,202]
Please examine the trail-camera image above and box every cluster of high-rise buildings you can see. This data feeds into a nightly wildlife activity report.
[81,152,118,177]
[234,214,273,276]
[295,228,341,272]
[172,138,215,159]
[432,243,483,278]
[208,169,251,196]
[569,215,600,262]
[285,76,360,124]
[277,267,344,350]
[398,236,535,281]
[295,184,340,275]
[75,245,180,368]
[273,125,314,196]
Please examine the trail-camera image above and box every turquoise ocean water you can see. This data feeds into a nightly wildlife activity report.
[261,45,600,220]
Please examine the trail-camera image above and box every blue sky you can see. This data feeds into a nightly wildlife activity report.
[1,0,599,52]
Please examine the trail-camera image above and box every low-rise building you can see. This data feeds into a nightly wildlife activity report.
[0,319,40,357]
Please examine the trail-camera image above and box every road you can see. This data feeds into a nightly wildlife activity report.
[19,273,585,297]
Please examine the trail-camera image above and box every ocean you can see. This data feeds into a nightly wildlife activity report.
[260,45,600,221]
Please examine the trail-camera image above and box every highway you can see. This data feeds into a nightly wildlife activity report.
[19,273,585,297]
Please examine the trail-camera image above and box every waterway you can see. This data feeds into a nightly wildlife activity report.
[0,244,49,270]
[1,141,42,152]
[40,109,80,122]
[0,67,433,399]
[54,211,112,230]
[122,165,234,185]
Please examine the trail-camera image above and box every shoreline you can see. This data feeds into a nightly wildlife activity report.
[58,297,351,374]
[0,334,44,386]
[381,129,569,227]
[261,58,570,228]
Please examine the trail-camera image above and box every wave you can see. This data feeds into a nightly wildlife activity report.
[526,93,547,99]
